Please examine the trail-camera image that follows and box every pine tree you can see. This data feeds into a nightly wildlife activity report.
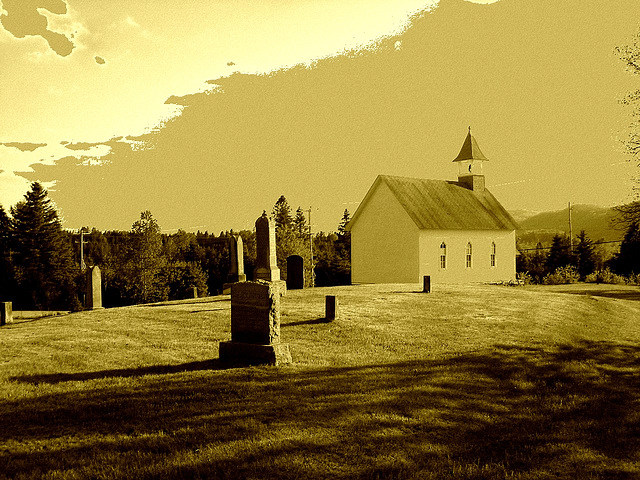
[293,207,307,237]
[546,234,575,273]
[0,205,16,301]
[10,183,79,310]
[574,230,596,279]
[272,195,292,233]
[338,209,351,236]
[613,222,640,275]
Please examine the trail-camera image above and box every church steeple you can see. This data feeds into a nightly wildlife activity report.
[453,127,488,192]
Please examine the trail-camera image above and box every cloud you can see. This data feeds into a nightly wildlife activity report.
[0,0,75,56]
[0,142,47,152]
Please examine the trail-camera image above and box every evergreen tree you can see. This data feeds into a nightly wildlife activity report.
[0,205,16,301]
[338,209,351,236]
[293,207,307,236]
[546,234,575,273]
[272,195,292,233]
[574,230,596,279]
[10,183,79,310]
[613,222,640,275]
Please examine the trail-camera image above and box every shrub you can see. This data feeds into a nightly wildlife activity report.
[543,265,580,285]
[584,268,627,285]
[516,271,533,285]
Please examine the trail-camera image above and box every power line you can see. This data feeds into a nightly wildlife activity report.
[518,239,623,252]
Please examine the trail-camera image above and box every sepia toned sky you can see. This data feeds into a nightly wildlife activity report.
[1,0,639,233]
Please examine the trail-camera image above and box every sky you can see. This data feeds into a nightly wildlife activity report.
[0,0,639,233]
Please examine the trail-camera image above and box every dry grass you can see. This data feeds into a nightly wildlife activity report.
[1,283,640,479]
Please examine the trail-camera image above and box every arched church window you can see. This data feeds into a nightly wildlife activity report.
[490,242,496,267]
[465,242,472,268]
[440,242,446,269]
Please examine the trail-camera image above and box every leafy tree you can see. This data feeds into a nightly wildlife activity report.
[10,182,80,310]
[574,230,596,279]
[546,234,575,273]
[613,200,640,230]
[517,242,548,284]
[126,211,167,304]
[616,30,640,170]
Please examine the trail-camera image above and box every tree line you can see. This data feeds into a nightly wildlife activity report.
[0,183,351,310]
[517,220,640,284]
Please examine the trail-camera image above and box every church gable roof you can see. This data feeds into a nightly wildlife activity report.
[350,175,518,231]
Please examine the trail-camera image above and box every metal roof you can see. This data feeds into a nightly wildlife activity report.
[453,128,489,162]
[349,175,518,231]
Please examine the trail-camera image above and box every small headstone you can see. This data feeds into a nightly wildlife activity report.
[253,212,280,282]
[286,255,304,290]
[86,266,103,309]
[325,295,338,322]
[423,275,431,293]
[219,281,291,366]
[0,302,12,326]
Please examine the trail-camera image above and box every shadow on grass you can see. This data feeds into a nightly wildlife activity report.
[281,317,329,327]
[2,340,640,479]
[551,286,640,302]
[10,359,226,384]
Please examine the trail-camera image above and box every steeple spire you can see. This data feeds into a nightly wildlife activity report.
[453,126,488,163]
[453,127,488,192]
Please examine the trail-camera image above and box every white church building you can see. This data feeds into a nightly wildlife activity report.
[347,129,518,284]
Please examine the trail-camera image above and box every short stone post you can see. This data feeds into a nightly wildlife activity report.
[219,281,292,366]
[423,275,431,293]
[325,295,338,322]
[0,302,13,326]
[86,266,103,309]
[286,255,304,290]
[192,286,198,298]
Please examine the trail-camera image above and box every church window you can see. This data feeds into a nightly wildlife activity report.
[440,242,446,269]
[465,242,472,268]
[491,242,496,267]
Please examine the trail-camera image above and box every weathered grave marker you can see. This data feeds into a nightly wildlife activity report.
[219,281,291,366]
[286,255,304,290]
[325,295,338,322]
[223,234,247,293]
[86,266,103,309]
[0,302,12,326]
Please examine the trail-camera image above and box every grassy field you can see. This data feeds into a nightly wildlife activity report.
[1,283,640,479]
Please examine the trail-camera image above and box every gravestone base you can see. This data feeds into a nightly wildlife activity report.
[219,341,292,366]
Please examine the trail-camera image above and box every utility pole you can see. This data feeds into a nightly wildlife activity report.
[568,202,573,254]
[306,207,315,287]
[78,231,88,271]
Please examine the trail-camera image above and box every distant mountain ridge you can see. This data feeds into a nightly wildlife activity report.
[512,205,624,248]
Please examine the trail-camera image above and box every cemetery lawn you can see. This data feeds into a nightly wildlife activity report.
[1,284,640,479]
